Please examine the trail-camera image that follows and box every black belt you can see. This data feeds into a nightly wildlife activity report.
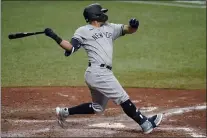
[88,62,112,70]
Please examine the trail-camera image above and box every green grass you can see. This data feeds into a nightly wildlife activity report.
[147,0,206,6]
[170,1,206,6]
[2,1,206,89]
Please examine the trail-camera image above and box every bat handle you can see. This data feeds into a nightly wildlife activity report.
[34,31,45,35]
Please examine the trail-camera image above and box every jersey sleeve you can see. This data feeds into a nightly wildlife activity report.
[65,27,86,57]
[72,27,86,44]
[110,23,125,41]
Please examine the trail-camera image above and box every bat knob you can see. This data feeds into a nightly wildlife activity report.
[8,34,15,39]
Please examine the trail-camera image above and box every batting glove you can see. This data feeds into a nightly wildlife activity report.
[129,18,139,29]
[44,28,62,44]
[44,28,55,38]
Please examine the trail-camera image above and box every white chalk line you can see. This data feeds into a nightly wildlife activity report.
[140,107,158,112]
[57,92,69,97]
[163,105,206,117]
[89,122,126,129]
[105,106,157,112]
[120,1,206,8]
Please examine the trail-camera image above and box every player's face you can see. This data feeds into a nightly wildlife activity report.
[90,21,103,27]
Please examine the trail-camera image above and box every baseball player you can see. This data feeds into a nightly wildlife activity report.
[44,3,163,134]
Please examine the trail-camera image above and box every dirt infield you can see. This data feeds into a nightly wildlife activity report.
[1,87,206,137]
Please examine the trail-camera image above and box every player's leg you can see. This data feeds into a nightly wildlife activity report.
[120,99,163,134]
[66,87,108,115]
[87,69,162,134]
[89,86,109,114]
[56,87,109,127]
[90,75,148,129]
[56,68,108,126]
[59,86,108,115]
[56,102,95,127]
[111,77,162,134]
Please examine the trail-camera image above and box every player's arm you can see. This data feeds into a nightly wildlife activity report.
[123,25,137,34]
[59,40,73,51]
[123,18,139,35]
[44,28,81,56]
[111,18,139,40]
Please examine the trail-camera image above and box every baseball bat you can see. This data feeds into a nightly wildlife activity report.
[8,31,45,39]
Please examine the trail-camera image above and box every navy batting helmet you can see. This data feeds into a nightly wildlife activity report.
[83,3,108,23]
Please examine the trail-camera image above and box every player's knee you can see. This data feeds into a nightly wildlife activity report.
[92,103,105,113]
[114,93,130,105]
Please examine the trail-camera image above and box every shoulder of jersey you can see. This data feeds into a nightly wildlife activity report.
[75,26,87,32]
[102,22,111,27]
[75,25,95,32]
[75,23,113,32]
[103,22,114,28]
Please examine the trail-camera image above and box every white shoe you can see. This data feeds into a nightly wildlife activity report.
[140,120,154,134]
[56,107,69,128]
[148,113,163,128]
[141,113,163,134]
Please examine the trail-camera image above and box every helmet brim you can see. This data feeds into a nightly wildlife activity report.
[101,8,108,13]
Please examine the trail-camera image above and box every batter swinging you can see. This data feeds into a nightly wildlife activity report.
[44,3,163,134]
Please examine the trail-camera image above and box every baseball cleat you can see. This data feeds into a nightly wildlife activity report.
[148,113,163,128]
[141,113,163,134]
[56,107,69,128]
[140,120,154,134]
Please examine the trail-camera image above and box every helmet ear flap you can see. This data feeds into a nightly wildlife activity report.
[83,10,90,22]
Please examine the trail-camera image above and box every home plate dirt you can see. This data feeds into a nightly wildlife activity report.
[1,87,206,137]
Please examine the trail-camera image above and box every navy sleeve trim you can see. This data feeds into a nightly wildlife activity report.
[71,38,82,52]
[64,38,82,57]
[121,25,125,36]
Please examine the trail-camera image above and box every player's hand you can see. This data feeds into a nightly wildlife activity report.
[129,18,139,29]
[44,28,55,38]
[64,50,72,57]
[44,28,62,44]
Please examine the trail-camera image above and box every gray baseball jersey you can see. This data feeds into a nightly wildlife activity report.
[72,22,124,66]
[71,22,129,113]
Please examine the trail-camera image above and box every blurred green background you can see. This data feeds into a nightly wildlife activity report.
[2,1,206,89]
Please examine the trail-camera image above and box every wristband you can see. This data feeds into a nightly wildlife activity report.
[51,34,62,45]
